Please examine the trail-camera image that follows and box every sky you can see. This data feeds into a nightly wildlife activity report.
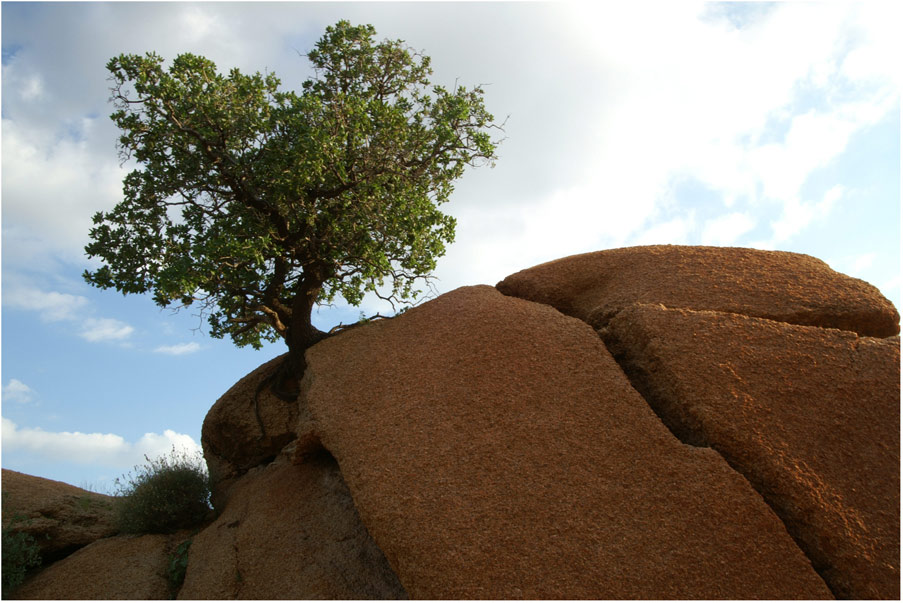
[1,1,900,492]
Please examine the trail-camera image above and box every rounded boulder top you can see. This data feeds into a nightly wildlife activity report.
[496,245,900,337]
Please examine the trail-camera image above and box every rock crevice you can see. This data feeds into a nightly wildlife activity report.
[598,305,899,599]
[302,285,832,599]
[497,246,900,599]
[178,450,407,600]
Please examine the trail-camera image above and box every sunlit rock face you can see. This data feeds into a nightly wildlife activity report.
[303,284,833,599]
[496,244,900,337]
[602,303,899,599]
[497,245,899,599]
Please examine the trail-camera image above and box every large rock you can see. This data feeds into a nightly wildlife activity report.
[1,469,117,563]
[602,304,900,599]
[15,245,890,599]
[13,533,183,600]
[496,245,900,336]
[304,285,831,599]
[178,452,406,600]
[201,354,299,507]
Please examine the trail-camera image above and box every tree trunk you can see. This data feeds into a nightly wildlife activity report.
[269,277,326,401]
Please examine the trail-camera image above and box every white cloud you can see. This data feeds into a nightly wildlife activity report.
[632,214,697,246]
[3,285,90,322]
[2,380,36,405]
[851,252,878,273]
[2,417,124,464]
[133,430,203,463]
[21,73,46,101]
[1,416,202,468]
[701,213,756,246]
[880,275,901,310]
[839,2,903,89]
[744,109,876,205]
[79,318,134,342]
[154,342,201,356]
[553,2,895,252]
[180,6,223,41]
[769,185,845,245]
[2,281,136,345]
[1,118,126,268]
[498,3,861,259]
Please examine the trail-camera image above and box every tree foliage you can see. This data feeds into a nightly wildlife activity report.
[85,21,501,367]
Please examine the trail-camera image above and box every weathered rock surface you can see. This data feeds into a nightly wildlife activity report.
[1,469,117,563]
[496,245,900,336]
[304,285,831,599]
[13,533,182,600]
[178,452,406,600]
[201,354,299,507]
[602,304,900,599]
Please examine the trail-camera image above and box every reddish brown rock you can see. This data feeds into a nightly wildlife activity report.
[1,469,117,563]
[178,453,406,600]
[304,285,831,599]
[603,304,900,599]
[496,245,900,336]
[201,354,300,506]
[14,533,180,599]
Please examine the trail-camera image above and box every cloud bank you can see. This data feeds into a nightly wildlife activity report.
[2,2,898,298]
[3,279,136,345]
[1,416,202,469]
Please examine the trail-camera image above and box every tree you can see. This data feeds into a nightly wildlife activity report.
[84,21,502,397]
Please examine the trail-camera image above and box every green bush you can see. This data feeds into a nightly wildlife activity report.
[2,521,42,599]
[114,448,212,534]
[166,538,193,597]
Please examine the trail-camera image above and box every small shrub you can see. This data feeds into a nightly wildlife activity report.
[166,538,193,597]
[114,448,212,534]
[2,521,41,599]
[75,494,112,512]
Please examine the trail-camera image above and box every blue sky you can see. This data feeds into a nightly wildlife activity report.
[2,1,900,491]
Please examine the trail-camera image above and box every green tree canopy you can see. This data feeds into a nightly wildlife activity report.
[84,21,501,389]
